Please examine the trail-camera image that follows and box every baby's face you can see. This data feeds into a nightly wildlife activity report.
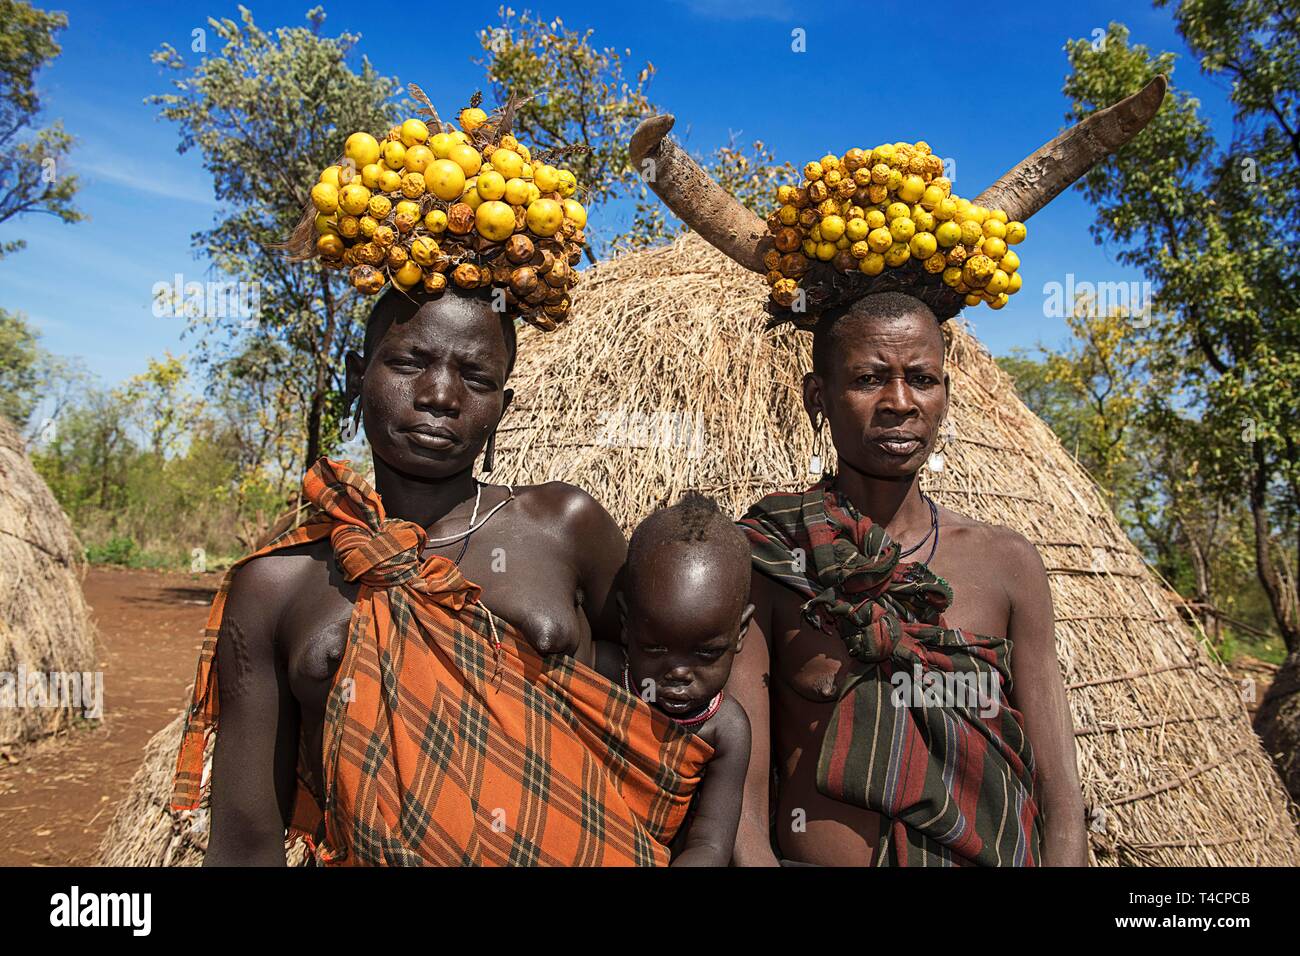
[623,592,742,717]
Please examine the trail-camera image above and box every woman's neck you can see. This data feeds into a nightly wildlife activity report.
[831,460,931,541]
[371,455,480,531]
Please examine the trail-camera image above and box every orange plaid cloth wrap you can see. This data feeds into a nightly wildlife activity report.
[171,457,712,866]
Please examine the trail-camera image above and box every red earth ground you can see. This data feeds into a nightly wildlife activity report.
[0,566,216,866]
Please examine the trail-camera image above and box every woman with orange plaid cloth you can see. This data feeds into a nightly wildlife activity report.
[172,284,712,866]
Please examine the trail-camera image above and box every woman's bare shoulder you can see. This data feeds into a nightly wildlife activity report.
[496,481,624,541]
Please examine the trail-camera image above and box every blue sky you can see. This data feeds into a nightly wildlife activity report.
[4,0,1237,390]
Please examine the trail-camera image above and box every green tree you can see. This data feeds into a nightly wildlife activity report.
[1065,22,1298,649]
[150,6,401,467]
[0,0,82,258]
[0,306,41,424]
[1064,14,1300,798]
[476,7,655,259]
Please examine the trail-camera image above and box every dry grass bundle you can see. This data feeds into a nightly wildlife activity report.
[0,415,96,748]
[99,234,1298,865]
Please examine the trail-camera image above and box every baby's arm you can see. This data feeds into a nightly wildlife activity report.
[671,696,751,867]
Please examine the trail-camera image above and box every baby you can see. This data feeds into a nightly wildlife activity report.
[594,492,754,866]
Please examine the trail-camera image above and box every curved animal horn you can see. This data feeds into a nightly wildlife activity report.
[629,114,771,273]
[975,75,1167,222]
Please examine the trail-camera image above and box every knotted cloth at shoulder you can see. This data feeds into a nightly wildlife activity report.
[172,458,712,866]
[738,480,1041,866]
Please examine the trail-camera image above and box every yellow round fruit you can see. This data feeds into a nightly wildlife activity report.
[448,143,482,177]
[910,232,937,260]
[803,160,823,181]
[319,165,342,188]
[477,169,507,201]
[562,198,587,228]
[867,227,894,254]
[898,174,925,203]
[491,148,524,180]
[889,217,916,243]
[982,236,1008,260]
[1005,221,1027,244]
[820,215,846,242]
[942,266,963,288]
[429,132,454,159]
[378,169,403,193]
[400,118,429,147]
[924,252,947,274]
[872,144,896,165]
[965,293,983,307]
[395,260,422,286]
[921,184,946,211]
[359,215,378,237]
[1007,271,1023,293]
[865,209,887,230]
[316,233,344,257]
[935,221,962,248]
[424,209,448,234]
[345,132,382,168]
[533,164,560,192]
[461,182,482,210]
[475,200,516,242]
[424,159,467,201]
[395,199,420,220]
[382,141,406,170]
[884,242,911,267]
[361,163,383,189]
[526,198,564,236]
[314,212,338,235]
[963,255,996,288]
[983,218,1007,241]
[986,269,1010,295]
[400,172,425,200]
[556,169,577,198]
[987,292,1009,309]
[999,249,1020,273]
[884,202,909,222]
[410,235,439,266]
[989,208,1009,224]
[338,183,371,216]
[959,220,984,246]
[845,217,869,242]
[815,241,837,261]
[527,183,541,203]
[934,197,958,221]
[504,177,530,205]
[802,238,818,258]
[912,208,935,233]
[403,145,433,175]
[460,107,488,132]
[367,195,392,219]
[310,182,339,213]
[860,251,886,276]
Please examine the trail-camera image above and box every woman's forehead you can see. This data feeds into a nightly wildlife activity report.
[833,313,946,366]
[377,296,508,359]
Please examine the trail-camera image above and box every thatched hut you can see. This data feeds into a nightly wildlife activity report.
[0,414,97,748]
[99,235,1299,866]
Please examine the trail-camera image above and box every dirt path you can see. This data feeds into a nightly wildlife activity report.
[0,566,217,865]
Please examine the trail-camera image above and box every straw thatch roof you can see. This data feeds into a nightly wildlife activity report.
[0,415,97,747]
[99,234,1299,866]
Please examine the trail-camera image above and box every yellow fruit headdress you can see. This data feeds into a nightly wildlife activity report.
[284,87,589,331]
[629,77,1167,329]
